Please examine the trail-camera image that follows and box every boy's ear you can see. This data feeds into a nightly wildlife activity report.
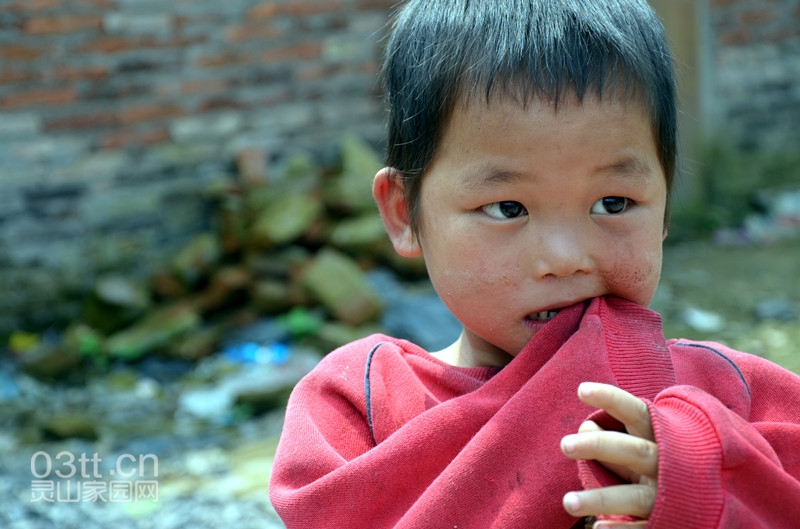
[373,167,423,257]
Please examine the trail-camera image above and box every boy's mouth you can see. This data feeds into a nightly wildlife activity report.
[526,310,560,322]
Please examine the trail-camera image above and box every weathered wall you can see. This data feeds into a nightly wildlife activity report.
[0,0,798,338]
[708,0,800,150]
[0,0,393,335]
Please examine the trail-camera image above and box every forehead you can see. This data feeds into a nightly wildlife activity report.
[426,91,664,196]
[442,91,656,156]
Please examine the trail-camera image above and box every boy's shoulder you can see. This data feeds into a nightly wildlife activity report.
[313,333,429,376]
[666,338,800,415]
[667,337,794,381]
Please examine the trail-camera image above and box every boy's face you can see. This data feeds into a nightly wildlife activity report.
[377,94,668,367]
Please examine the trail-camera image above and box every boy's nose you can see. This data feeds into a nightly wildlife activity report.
[530,227,595,279]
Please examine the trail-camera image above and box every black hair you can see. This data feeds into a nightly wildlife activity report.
[380,0,677,235]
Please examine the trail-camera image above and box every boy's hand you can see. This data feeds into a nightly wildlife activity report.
[560,382,658,526]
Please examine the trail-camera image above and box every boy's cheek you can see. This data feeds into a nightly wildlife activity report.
[607,254,662,306]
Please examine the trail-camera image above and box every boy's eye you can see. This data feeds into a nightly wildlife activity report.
[591,196,631,215]
[481,201,528,219]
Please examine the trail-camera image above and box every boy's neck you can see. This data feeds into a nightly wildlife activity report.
[430,332,512,368]
[430,335,464,366]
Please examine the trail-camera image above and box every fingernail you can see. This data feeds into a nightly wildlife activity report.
[563,492,581,513]
[578,382,595,398]
[561,436,577,454]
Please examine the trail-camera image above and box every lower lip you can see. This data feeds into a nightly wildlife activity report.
[524,317,553,332]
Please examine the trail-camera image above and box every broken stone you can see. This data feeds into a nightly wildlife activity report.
[314,320,385,351]
[217,194,248,255]
[171,233,222,286]
[82,275,153,334]
[17,345,82,381]
[151,269,189,299]
[42,413,98,440]
[197,265,252,313]
[178,348,321,423]
[246,245,312,279]
[301,247,382,326]
[94,275,151,310]
[328,213,387,254]
[235,147,269,187]
[251,192,324,247]
[168,325,224,362]
[105,303,202,361]
[251,279,292,314]
[278,151,320,182]
[61,323,103,358]
[323,135,381,214]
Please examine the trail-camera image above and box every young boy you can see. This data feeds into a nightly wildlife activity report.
[269,1,800,527]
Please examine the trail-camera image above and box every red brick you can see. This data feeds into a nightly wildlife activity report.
[198,97,248,112]
[23,14,101,34]
[295,63,336,82]
[762,25,800,43]
[53,65,110,81]
[97,127,169,149]
[119,103,185,124]
[284,0,341,16]
[10,0,60,11]
[0,44,51,60]
[175,14,225,29]
[181,79,229,95]
[78,0,116,7]
[247,2,281,18]
[236,147,269,185]
[738,9,773,25]
[720,28,753,46]
[77,35,203,54]
[1,88,77,108]
[77,36,153,53]
[44,111,118,131]
[359,60,379,73]
[355,0,397,8]
[196,52,255,68]
[264,42,320,63]
[225,24,281,42]
[0,67,42,83]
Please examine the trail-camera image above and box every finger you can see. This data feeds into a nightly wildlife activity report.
[578,420,602,434]
[578,383,654,440]
[593,521,648,529]
[561,430,658,480]
[563,483,656,519]
[572,421,645,481]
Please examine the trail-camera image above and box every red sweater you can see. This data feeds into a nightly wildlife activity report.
[269,296,800,528]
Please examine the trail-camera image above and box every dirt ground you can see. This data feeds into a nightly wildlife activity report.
[656,236,800,374]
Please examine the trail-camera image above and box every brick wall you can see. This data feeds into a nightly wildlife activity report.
[709,0,800,150]
[0,0,394,336]
[0,0,797,337]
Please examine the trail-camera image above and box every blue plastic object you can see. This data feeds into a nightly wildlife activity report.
[223,342,290,365]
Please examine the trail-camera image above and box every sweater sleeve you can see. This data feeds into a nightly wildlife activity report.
[268,337,494,529]
[268,341,407,528]
[647,354,800,529]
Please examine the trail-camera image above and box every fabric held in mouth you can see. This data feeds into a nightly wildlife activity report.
[269,295,800,528]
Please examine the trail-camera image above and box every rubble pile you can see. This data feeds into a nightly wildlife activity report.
[12,135,428,380]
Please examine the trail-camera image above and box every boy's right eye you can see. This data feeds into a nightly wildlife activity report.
[481,201,528,219]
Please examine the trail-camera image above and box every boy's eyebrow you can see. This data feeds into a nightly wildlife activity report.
[594,156,655,179]
[459,167,526,190]
[461,156,656,190]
